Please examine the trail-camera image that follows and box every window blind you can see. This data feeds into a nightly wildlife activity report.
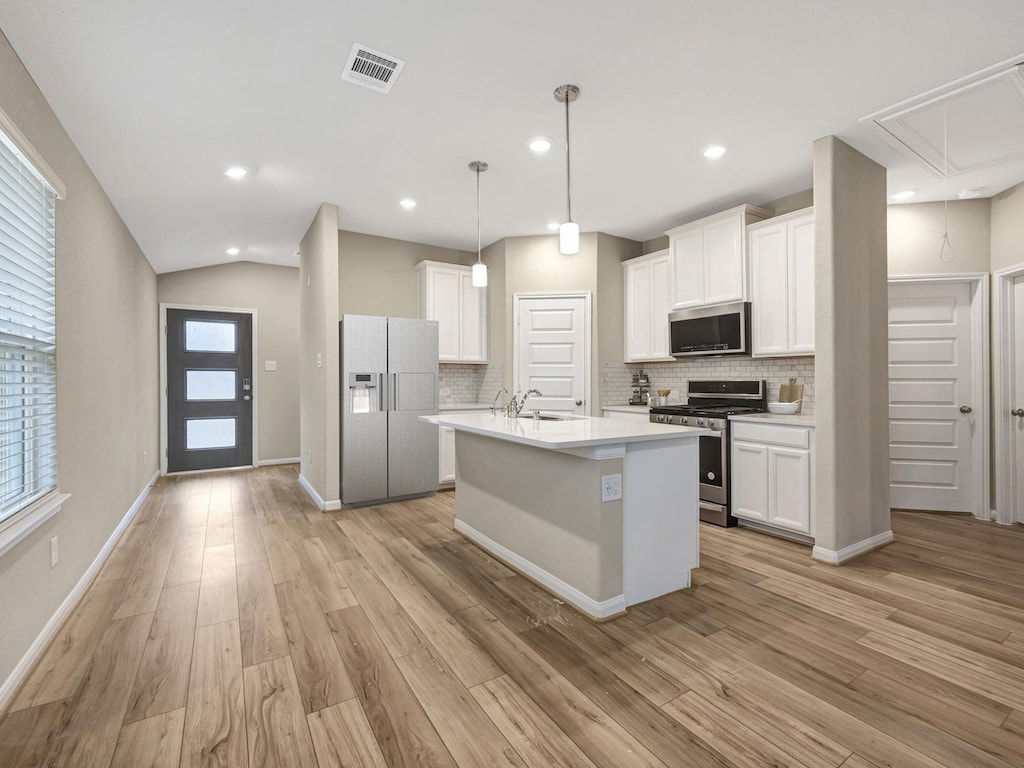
[0,128,57,526]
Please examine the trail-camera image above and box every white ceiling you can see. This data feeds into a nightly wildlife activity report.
[1,1,1023,274]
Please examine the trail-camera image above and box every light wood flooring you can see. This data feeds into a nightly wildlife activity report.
[3,465,1024,767]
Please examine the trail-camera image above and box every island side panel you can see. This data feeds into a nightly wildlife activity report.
[621,438,700,605]
[453,431,625,616]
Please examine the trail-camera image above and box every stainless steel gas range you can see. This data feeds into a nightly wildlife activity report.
[649,379,767,526]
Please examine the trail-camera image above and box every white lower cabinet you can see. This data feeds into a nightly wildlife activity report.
[731,420,813,536]
[602,408,652,423]
[439,425,456,485]
[438,409,483,486]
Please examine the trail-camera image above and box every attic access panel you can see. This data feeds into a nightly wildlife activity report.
[861,58,1024,178]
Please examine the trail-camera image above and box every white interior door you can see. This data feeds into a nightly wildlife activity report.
[888,281,976,512]
[1013,276,1024,522]
[514,294,589,415]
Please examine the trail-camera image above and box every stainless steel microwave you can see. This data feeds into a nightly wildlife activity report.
[668,301,751,357]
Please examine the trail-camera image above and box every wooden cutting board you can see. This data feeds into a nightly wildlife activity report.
[778,381,805,413]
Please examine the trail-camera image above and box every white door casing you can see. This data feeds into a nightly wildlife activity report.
[993,263,1024,525]
[887,276,989,517]
[513,293,590,415]
[1015,277,1024,524]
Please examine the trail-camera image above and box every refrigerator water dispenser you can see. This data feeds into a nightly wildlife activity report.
[348,373,381,413]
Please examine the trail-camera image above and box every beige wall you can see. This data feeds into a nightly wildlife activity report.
[157,262,300,462]
[299,204,340,505]
[495,232,641,409]
[482,239,507,373]
[503,233,601,405]
[763,188,814,216]
[338,231,474,317]
[888,200,992,274]
[813,136,891,555]
[0,31,158,688]
[991,181,1024,272]
[597,233,642,373]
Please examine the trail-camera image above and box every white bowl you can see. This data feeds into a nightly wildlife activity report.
[767,402,799,415]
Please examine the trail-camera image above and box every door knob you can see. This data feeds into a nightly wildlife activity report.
[243,395,251,401]
[959,405,972,414]
[575,399,583,406]
[1012,408,1024,417]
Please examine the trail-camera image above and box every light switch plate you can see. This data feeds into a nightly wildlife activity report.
[601,473,622,502]
[265,360,277,371]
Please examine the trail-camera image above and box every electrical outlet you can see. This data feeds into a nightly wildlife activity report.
[316,352,322,368]
[49,535,58,568]
[265,360,277,371]
[601,473,622,502]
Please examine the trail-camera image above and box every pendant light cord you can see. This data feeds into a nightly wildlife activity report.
[476,166,482,263]
[939,107,956,263]
[564,93,572,223]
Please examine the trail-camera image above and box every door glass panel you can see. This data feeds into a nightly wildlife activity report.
[185,320,236,352]
[186,418,236,450]
[186,370,236,401]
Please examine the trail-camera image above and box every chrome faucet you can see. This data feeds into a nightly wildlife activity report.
[491,387,509,415]
[506,389,542,418]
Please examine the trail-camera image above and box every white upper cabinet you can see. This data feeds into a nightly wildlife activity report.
[748,207,815,358]
[665,204,771,310]
[623,249,674,362]
[416,261,488,363]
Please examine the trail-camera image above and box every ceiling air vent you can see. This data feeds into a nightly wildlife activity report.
[341,44,405,94]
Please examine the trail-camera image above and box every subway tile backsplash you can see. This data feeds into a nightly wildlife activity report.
[439,363,503,405]
[601,357,815,415]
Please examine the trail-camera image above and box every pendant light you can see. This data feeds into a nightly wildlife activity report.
[554,84,580,255]
[469,160,488,287]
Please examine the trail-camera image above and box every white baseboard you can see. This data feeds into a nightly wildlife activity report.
[297,474,324,510]
[297,474,341,512]
[812,529,894,565]
[257,457,300,467]
[454,519,626,620]
[0,470,159,712]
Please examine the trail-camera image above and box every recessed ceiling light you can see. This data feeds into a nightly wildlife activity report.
[529,137,552,153]
[957,187,984,199]
[702,144,727,160]
[224,166,248,180]
[399,198,417,210]
[226,247,240,256]
[890,189,917,202]
[546,222,560,231]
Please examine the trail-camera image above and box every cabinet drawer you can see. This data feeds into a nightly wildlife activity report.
[731,421,810,449]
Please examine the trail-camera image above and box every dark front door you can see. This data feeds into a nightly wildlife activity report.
[166,308,253,472]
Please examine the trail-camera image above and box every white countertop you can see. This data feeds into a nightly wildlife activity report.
[729,412,816,427]
[422,412,708,450]
[439,402,493,412]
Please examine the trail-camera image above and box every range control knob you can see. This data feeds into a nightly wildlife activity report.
[696,418,707,427]
[680,417,689,425]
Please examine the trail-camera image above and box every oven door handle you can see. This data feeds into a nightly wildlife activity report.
[701,429,723,439]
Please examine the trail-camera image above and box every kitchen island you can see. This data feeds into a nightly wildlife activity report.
[421,412,707,619]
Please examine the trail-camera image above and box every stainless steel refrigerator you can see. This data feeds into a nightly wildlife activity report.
[340,315,439,507]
